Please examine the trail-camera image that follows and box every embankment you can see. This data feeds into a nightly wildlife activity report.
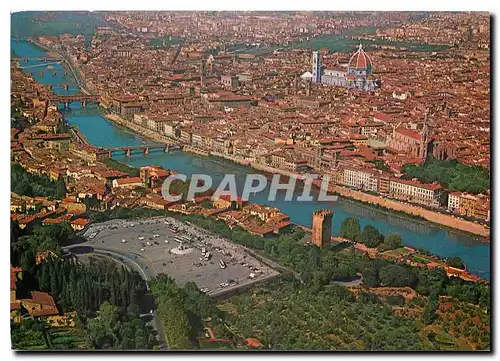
[325,184,490,239]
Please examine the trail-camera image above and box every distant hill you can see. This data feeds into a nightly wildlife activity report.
[11,11,106,45]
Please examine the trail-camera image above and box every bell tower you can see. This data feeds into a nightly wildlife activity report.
[312,51,321,84]
[419,109,430,159]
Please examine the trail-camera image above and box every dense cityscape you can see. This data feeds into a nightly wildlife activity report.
[10,11,490,351]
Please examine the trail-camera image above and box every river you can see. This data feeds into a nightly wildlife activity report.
[11,39,490,280]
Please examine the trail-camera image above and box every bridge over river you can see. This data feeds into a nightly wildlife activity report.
[48,94,101,108]
[12,56,64,62]
[96,144,182,159]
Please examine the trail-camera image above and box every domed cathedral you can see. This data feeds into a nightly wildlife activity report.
[310,44,379,92]
[346,44,377,92]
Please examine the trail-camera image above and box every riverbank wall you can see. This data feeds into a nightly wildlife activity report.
[325,184,490,239]
[104,114,178,145]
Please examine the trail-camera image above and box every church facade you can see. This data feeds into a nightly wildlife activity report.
[387,123,430,160]
[311,44,378,92]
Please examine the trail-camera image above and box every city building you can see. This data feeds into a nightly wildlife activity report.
[447,191,491,221]
[387,122,430,159]
[221,75,240,89]
[343,166,379,192]
[388,178,445,208]
[112,176,144,189]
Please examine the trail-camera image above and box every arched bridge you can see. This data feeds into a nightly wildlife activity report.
[48,84,76,91]
[96,144,182,159]
[48,94,101,108]
[12,56,64,62]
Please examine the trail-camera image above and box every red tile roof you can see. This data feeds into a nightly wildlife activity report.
[10,265,22,290]
[30,291,57,307]
[374,112,393,122]
[70,218,90,226]
[245,338,264,348]
[115,177,143,185]
[391,177,442,191]
[11,302,21,311]
[395,127,422,141]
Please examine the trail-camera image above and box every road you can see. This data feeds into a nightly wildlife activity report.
[64,245,169,350]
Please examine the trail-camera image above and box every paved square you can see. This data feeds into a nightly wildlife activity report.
[80,217,279,295]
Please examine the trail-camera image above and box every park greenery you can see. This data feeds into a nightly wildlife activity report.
[11,318,50,350]
[11,221,74,275]
[179,212,489,349]
[10,218,155,350]
[182,213,489,307]
[85,301,152,350]
[150,274,234,349]
[87,207,169,223]
[402,157,490,195]
[11,163,67,200]
[339,216,403,250]
[222,281,426,350]
[36,257,148,315]
[11,316,88,350]
[10,207,490,350]
[12,252,155,350]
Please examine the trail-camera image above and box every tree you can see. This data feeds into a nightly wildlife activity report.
[402,157,490,195]
[380,233,403,251]
[156,297,193,349]
[415,268,446,296]
[55,175,67,200]
[86,302,120,349]
[20,239,36,269]
[126,304,140,318]
[362,267,379,287]
[422,293,439,325]
[307,246,321,269]
[340,217,361,242]
[446,256,465,269]
[379,265,417,288]
[360,225,384,248]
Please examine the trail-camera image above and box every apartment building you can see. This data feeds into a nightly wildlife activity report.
[448,191,491,221]
[389,178,444,208]
[343,166,379,192]
[448,192,461,212]
[270,152,309,173]
[179,129,193,144]
[191,132,203,148]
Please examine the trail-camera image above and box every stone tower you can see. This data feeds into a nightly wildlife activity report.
[311,209,333,248]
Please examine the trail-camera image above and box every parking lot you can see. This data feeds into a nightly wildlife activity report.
[81,217,279,295]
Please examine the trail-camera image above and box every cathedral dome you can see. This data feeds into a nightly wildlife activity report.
[348,44,373,69]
